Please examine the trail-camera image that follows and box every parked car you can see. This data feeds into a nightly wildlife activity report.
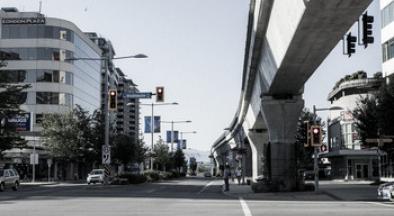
[377,182,394,201]
[0,168,20,192]
[204,172,212,177]
[87,169,105,184]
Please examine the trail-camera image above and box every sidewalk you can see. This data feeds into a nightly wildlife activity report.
[222,180,335,201]
[222,180,379,201]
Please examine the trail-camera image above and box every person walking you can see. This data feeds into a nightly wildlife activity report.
[223,164,231,191]
[236,167,242,185]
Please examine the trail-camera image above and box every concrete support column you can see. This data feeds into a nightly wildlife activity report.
[244,126,269,182]
[261,96,304,191]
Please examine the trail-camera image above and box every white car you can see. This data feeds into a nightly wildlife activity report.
[87,169,105,184]
[377,182,394,201]
[0,168,20,192]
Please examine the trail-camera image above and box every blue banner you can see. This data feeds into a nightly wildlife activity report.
[166,131,179,143]
[176,139,187,150]
[154,116,160,133]
[144,116,151,133]
[145,116,161,133]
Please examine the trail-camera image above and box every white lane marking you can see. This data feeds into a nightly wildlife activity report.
[198,181,214,194]
[239,197,252,216]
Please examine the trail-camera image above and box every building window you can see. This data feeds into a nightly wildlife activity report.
[382,2,394,28]
[36,92,73,106]
[342,123,354,149]
[0,48,73,61]
[0,70,27,83]
[35,113,44,124]
[1,24,74,42]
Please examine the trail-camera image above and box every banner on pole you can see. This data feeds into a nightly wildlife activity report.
[166,131,179,143]
[144,116,161,133]
[177,139,187,150]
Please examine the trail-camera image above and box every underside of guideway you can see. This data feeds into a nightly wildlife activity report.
[211,0,373,191]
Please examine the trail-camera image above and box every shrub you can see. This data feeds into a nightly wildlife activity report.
[144,170,160,182]
[159,171,174,180]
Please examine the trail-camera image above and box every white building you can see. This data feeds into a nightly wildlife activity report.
[382,0,394,83]
[0,8,102,178]
[325,71,384,180]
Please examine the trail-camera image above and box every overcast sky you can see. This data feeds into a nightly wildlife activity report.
[0,0,382,152]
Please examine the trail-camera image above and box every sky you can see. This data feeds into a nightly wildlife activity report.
[0,0,382,152]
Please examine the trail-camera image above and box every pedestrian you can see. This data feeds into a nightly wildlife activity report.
[236,167,242,185]
[223,164,230,191]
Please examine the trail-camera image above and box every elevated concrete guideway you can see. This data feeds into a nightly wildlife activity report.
[211,0,372,191]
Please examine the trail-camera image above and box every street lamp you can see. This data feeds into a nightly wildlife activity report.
[179,131,197,149]
[138,102,178,170]
[312,105,344,191]
[66,54,147,166]
[161,120,192,152]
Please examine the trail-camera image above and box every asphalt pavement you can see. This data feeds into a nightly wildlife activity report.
[0,177,393,216]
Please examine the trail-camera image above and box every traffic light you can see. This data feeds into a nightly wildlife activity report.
[156,86,164,102]
[346,33,357,57]
[362,12,374,48]
[108,89,117,110]
[311,125,322,147]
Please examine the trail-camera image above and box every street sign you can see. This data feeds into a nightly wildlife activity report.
[30,153,39,165]
[102,145,111,164]
[124,92,152,99]
[366,138,393,143]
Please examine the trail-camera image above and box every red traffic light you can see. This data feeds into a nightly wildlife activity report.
[311,125,322,147]
[156,86,164,102]
[108,89,117,110]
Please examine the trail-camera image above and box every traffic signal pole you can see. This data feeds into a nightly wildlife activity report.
[313,105,319,191]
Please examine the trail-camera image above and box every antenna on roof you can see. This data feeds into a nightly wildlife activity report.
[39,1,42,13]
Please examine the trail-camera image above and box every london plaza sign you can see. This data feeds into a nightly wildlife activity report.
[1,17,46,25]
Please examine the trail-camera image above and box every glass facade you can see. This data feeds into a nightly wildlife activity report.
[36,92,73,106]
[382,1,394,28]
[0,69,73,84]
[1,24,74,41]
[0,48,73,61]
[0,20,102,114]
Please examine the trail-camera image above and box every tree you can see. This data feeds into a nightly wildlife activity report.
[353,96,379,147]
[41,106,94,161]
[0,61,30,153]
[41,111,81,160]
[153,141,170,171]
[172,149,186,173]
[353,81,394,148]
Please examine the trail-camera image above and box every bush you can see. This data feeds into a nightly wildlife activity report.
[118,173,147,184]
[159,171,174,180]
[144,170,160,182]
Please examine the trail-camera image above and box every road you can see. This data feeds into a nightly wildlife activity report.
[0,177,393,216]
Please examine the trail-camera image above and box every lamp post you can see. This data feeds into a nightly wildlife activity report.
[179,131,197,150]
[312,105,343,191]
[139,102,178,170]
[161,120,192,152]
[66,54,147,166]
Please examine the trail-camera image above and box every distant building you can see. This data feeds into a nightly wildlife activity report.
[325,71,385,180]
[0,8,102,176]
[382,0,394,84]
[87,33,120,134]
[115,68,140,141]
